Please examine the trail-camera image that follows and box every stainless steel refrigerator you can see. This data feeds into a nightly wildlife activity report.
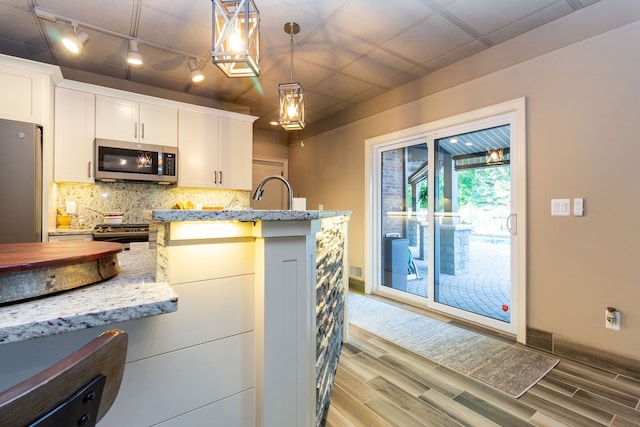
[0,118,42,243]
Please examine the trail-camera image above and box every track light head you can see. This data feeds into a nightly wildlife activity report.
[188,59,204,83]
[127,40,143,66]
[61,23,89,55]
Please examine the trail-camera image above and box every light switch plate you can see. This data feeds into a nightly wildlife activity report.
[573,198,584,216]
[551,199,570,216]
[66,201,76,214]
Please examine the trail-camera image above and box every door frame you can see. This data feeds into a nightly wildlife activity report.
[364,98,527,343]
[252,155,289,178]
[252,156,289,209]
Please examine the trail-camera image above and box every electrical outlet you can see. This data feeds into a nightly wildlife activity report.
[66,201,76,214]
[605,309,620,331]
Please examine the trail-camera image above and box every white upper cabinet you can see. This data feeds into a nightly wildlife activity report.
[178,110,253,190]
[178,109,219,188]
[95,96,137,142]
[95,95,177,147]
[0,64,44,123]
[218,117,252,191]
[140,103,178,147]
[54,87,95,183]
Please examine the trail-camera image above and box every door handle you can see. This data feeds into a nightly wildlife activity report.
[219,171,223,185]
[141,123,145,139]
[88,161,92,178]
[134,122,137,139]
[506,213,517,235]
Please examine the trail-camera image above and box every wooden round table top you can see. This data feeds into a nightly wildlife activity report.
[0,241,124,274]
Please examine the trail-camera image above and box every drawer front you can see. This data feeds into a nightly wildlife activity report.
[121,275,255,361]
[154,388,254,427]
[168,240,254,283]
[48,234,93,242]
[100,332,255,427]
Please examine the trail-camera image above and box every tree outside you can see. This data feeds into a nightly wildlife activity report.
[413,165,510,236]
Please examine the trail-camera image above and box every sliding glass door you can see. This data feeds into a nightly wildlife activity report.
[432,127,511,324]
[370,100,526,338]
[380,141,428,295]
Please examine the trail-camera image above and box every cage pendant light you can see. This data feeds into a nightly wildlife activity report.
[212,0,260,77]
[278,22,305,130]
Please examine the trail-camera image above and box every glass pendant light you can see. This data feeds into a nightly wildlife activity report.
[212,0,260,77]
[278,22,305,131]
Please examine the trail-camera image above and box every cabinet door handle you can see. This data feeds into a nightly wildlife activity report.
[214,171,218,184]
[141,123,145,139]
[219,171,223,185]
[88,161,92,178]
[134,122,138,139]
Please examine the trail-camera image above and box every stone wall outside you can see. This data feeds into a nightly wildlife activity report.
[439,224,471,275]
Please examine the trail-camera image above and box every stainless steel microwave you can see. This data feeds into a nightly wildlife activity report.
[95,139,177,184]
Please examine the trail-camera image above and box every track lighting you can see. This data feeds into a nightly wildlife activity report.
[188,59,204,83]
[33,6,210,85]
[61,22,89,55]
[127,40,143,67]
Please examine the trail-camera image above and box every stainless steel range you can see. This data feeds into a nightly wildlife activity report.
[92,223,151,249]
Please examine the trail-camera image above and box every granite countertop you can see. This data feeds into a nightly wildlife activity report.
[144,209,351,223]
[0,249,177,345]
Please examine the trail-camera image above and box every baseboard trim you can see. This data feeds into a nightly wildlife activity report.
[527,327,640,380]
[348,277,364,293]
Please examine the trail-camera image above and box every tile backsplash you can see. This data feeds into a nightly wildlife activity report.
[56,182,250,225]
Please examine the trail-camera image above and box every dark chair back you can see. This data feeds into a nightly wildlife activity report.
[0,329,128,427]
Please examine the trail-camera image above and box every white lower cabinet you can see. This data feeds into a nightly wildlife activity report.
[155,388,255,427]
[48,234,93,242]
[98,269,256,426]
[100,332,255,427]
[167,241,254,284]
[0,241,257,427]
[117,274,255,362]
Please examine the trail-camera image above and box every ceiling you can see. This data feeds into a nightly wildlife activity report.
[0,0,600,136]
[405,124,510,183]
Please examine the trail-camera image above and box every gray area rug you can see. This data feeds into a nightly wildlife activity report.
[348,293,559,398]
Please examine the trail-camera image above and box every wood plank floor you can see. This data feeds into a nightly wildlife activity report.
[326,307,640,426]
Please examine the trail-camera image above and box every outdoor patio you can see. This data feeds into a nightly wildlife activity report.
[403,239,511,322]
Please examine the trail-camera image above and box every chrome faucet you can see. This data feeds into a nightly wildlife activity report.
[252,175,293,210]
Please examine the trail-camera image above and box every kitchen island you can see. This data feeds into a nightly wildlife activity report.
[146,209,350,427]
[0,209,350,427]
